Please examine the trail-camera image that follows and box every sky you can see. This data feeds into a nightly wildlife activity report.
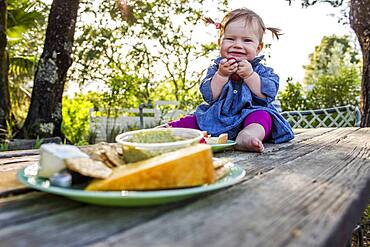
[225,0,353,87]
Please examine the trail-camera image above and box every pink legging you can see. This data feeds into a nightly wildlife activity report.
[168,110,272,141]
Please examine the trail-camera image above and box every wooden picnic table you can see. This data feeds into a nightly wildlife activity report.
[0,128,369,247]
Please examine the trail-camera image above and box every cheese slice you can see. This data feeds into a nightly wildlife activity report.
[38,143,89,178]
[85,144,214,191]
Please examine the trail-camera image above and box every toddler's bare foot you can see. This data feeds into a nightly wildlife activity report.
[235,130,264,153]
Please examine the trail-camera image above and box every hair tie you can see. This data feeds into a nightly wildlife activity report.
[202,16,221,30]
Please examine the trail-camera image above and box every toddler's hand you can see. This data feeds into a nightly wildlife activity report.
[217,58,238,78]
[237,59,254,80]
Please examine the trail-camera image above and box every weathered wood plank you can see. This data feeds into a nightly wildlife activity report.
[0,149,39,159]
[0,193,83,228]
[0,152,40,195]
[0,160,38,196]
[0,195,201,246]
[85,128,369,247]
[0,155,39,166]
[216,127,337,162]
[222,128,355,178]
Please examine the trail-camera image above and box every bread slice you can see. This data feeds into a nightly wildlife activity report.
[85,144,215,191]
[215,165,230,180]
[217,133,228,144]
[65,157,112,179]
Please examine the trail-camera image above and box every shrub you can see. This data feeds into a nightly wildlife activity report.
[62,96,93,145]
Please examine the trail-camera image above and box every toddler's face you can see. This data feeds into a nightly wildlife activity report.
[219,19,263,62]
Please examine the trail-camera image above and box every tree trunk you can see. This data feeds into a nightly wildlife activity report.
[0,0,11,132]
[19,0,80,139]
[350,0,370,127]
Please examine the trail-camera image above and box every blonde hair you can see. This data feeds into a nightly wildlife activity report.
[217,8,282,42]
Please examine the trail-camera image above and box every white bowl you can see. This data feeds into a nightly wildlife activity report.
[115,128,203,153]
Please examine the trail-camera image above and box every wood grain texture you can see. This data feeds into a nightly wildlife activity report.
[0,158,38,196]
[0,128,368,247]
[87,128,369,247]
[0,193,199,246]
[0,149,39,159]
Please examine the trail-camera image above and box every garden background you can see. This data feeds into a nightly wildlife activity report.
[0,0,369,244]
[1,0,367,147]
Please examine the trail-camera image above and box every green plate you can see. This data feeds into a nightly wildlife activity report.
[17,161,245,207]
[210,140,236,153]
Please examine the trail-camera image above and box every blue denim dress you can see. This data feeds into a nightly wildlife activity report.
[194,56,294,143]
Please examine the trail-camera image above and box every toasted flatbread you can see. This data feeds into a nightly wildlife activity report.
[83,143,126,167]
[99,145,126,167]
[82,144,105,161]
[213,158,231,180]
[65,157,112,179]
[213,158,230,169]
[217,133,228,144]
[205,133,228,145]
[215,165,230,180]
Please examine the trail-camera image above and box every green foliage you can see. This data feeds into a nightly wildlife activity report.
[106,125,124,143]
[8,55,36,76]
[303,35,361,88]
[101,75,141,110]
[82,92,104,111]
[70,0,228,111]
[279,67,360,111]
[278,79,306,111]
[7,0,48,77]
[0,143,9,152]
[285,0,345,8]
[279,35,361,111]
[7,0,49,129]
[62,96,94,145]
[0,120,16,142]
[33,136,43,149]
[87,129,98,145]
[306,67,360,109]
[7,0,46,41]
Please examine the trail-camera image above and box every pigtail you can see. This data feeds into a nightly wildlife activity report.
[266,27,283,40]
[201,16,221,29]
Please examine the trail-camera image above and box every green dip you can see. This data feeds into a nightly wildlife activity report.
[127,130,185,143]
